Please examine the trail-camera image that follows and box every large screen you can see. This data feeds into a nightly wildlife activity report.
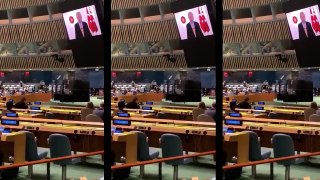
[63,5,102,40]
[174,5,214,40]
[61,0,104,67]
[286,5,320,40]
[172,0,216,68]
[284,0,320,67]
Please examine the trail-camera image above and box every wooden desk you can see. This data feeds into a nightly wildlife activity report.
[114,93,164,103]
[224,132,249,163]
[224,93,276,103]
[6,93,52,103]
[0,132,26,164]
[112,132,137,163]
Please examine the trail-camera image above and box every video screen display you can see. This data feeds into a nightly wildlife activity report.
[172,0,216,67]
[286,5,320,40]
[63,5,102,40]
[174,5,214,40]
[284,0,320,67]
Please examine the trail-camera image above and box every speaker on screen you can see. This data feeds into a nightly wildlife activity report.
[61,0,104,67]
[284,0,320,67]
[172,0,216,67]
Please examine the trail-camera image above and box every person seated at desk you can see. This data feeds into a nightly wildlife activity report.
[237,97,251,109]
[310,101,318,110]
[229,101,239,113]
[205,102,216,120]
[13,97,28,109]
[4,101,15,114]
[86,102,95,110]
[119,101,127,112]
[125,97,140,109]
[93,102,104,119]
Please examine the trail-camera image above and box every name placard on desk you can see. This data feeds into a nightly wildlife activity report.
[224,119,243,126]
[113,119,131,126]
[1,119,19,126]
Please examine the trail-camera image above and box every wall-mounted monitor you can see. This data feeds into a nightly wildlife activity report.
[284,0,320,67]
[63,5,102,40]
[174,5,214,40]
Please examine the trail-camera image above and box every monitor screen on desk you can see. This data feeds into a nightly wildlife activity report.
[224,119,243,126]
[117,113,130,117]
[145,102,153,105]
[142,106,152,110]
[229,112,242,117]
[254,106,264,110]
[30,106,41,110]
[1,119,19,126]
[34,102,41,105]
[5,112,18,117]
[113,119,131,126]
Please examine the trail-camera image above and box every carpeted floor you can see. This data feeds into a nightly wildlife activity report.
[124,148,320,180]
[14,150,104,180]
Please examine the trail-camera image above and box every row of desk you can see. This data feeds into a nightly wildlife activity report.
[224,116,320,152]
[111,116,249,164]
[0,116,104,164]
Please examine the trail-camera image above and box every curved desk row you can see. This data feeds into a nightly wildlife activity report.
[224,93,276,103]
[0,116,104,153]
[112,92,165,103]
[6,93,52,103]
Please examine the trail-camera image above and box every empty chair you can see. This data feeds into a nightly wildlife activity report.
[304,108,316,121]
[48,134,81,180]
[160,134,192,180]
[244,131,271,178]
[21,131,48,178]
[309,114,320,122]
[272,134,304,180]
[192,108,205,121]
[45,112,55,119]
[81,108,93,121]
[86,114,103,122]
[132,131,159,177]
[197,114,214,122]
[268,112,278,119]
[156,112,167,119]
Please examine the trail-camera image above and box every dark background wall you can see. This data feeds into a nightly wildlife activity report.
[0,69,104,88]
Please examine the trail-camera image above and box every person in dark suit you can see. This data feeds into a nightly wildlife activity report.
[298,12,315,39]
[14,97,28,109]
[74,12,92,39]
[237,97,251,109]
[125,97,140,109]
[186,12,204,39]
